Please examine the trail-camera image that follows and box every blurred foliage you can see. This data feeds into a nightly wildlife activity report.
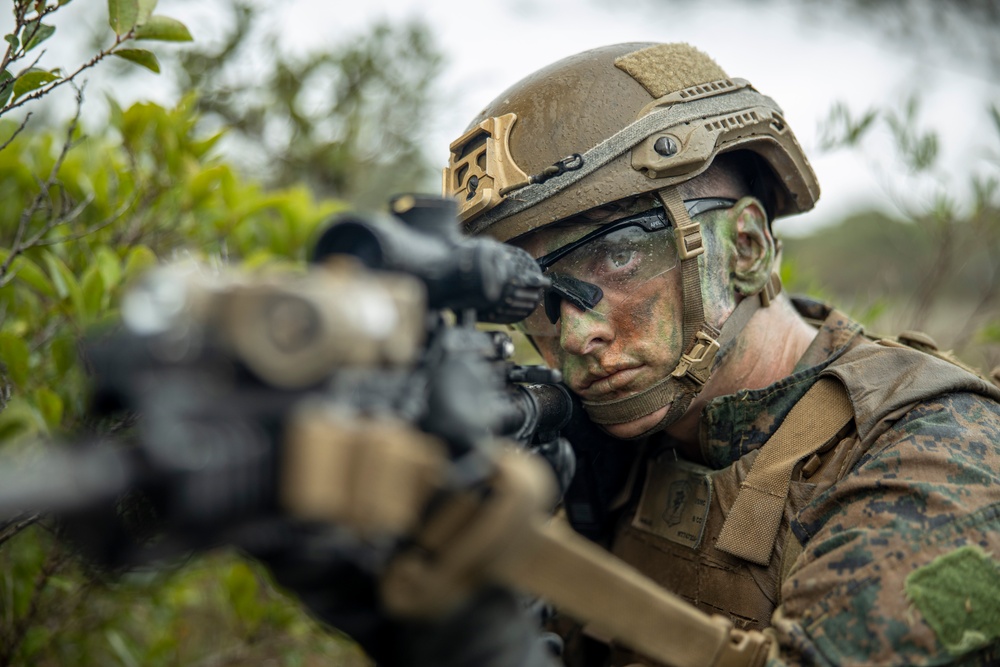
[624,0,1000,75]
[0,93,341,441]
[783,96,1000,376]
[173,1,443,210]
[0,530,367,666]
[0,92,360,667]
[0,1,368,665]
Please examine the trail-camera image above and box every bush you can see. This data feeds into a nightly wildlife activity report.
[0,2,367,664]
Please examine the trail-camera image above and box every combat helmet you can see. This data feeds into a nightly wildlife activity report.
[443,43,820,433]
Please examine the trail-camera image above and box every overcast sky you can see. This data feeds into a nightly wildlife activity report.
[8,0,998,236]
[292,0,997,235]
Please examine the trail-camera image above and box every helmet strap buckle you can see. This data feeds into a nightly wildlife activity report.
[671,329,720,386]
[674,218,705,260]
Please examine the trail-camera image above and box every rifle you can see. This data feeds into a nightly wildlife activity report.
[0,195,771,667]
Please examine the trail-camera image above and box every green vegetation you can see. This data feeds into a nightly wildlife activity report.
[0,1,377,664]
[0,1,996,665]
[783,97,1000,375]
[176,8,443,210]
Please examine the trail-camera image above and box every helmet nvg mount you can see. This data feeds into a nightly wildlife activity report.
[443,43,820,436]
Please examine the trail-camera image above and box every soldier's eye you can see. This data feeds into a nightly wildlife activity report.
[592,244,641,278]
[608,249,636,269]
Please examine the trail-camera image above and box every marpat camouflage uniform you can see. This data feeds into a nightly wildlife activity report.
[561,299,1000,667]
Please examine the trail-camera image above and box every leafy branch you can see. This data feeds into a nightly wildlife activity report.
[0,542,70,667]
[0,512,40,549]
[818,97,1000,366]
[0,0,192,127]
[0,86,85,289]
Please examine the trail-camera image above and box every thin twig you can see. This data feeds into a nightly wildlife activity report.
[0,545,67,667]
[0,86,85,282]
[0,111,32,153]
[34,195,136,248]
[0,513,40,549]
[0,3,30,78]
[0,31,129,120]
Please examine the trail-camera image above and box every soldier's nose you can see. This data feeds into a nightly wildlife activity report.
[558,300,615,356]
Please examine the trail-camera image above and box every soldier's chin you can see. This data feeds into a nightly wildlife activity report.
[602,404,670,440]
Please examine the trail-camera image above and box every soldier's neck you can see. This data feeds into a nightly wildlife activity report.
[665,295,817,459]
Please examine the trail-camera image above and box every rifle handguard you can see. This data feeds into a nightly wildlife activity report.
[283,410,770,667]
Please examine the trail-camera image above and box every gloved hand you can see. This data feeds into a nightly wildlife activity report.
[246,521,392,648]
[250,523,561,667]
[375,586,562,667]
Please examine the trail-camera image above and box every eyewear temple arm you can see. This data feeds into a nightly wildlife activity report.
[535,197,736,270]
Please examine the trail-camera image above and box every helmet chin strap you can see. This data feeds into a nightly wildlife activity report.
[581,187,781,439]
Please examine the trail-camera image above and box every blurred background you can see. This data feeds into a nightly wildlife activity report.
[0,0,997,664]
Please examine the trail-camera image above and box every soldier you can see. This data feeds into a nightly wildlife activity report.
[438,42,1000,665]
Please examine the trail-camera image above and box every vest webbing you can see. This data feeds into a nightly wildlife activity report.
[715,377,854,566]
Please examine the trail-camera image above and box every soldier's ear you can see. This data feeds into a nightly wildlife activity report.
[729,197,775,297]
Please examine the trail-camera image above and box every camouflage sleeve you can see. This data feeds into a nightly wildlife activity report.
[766,392,1000,667]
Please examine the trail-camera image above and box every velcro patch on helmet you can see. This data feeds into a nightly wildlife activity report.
[614,43,728,99]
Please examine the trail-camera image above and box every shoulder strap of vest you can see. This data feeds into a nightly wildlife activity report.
[715,377,854,566]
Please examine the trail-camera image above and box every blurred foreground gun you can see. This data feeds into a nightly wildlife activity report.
[0,195,771,667]
[0,194,572,560]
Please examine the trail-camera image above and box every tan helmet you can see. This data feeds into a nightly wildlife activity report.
[443,42,819,243]
[443,43,819,436]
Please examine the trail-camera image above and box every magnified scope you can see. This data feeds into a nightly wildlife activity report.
[312,195,548,324]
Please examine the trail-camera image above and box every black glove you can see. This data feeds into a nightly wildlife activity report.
[244,520,395,649]
[375,586,562,667]
[251,523,561,667]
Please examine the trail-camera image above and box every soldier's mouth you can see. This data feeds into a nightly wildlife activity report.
[577,365,646,399]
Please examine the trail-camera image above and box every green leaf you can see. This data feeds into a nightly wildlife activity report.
[24,23,55,52]
[978,321,1000,344]
[136,0,158,26]
[95,246,122,291]
[112,48,160,74]
[51,334,78,376]
[188,164,228,204]
[4,34,18,50]
[106,629,141,667]
[81,264,106,321]
[134,15,192,42]
[988,105,1000,140]
[33,388,63,428]
[106,92,124,129]
[41,252,70,299]
[0,70,12,108]
[41,251,85,322]
[0,252,55,298]
[11,68,61,101]
[0,398,48,442]
[108,0,140,36]
[0,331,30,387]
[224,561,262,628]
[123,245,158,280]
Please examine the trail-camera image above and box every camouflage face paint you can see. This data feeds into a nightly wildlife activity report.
[697,207,742,328]
[510,203,754,436]
[526,245,687,404]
